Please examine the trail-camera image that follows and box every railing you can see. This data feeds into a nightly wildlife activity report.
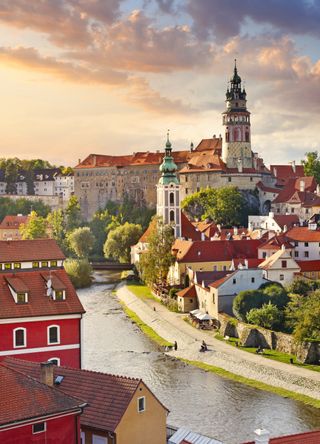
[166,424,178,440]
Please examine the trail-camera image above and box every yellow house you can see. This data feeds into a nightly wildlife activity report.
[0,214,29,240]
[169,239,262,285]
[3,357,169,444]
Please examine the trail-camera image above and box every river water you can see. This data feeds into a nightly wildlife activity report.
[78,272,320,444]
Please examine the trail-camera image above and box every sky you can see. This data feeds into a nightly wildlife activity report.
[0,0,319,167]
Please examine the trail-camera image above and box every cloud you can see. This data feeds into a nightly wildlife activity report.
[186,0,320,41]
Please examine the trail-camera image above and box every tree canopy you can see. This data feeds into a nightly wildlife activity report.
[247,302,283,330]
[302,151,320,184]
[286,291,320,341]
[181,186,255,226]
[68,227,95,258]
[19,211,48,239]
[104,222,142,263]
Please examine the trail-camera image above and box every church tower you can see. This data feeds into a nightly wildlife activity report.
[221,60,253,169]
[156,132,181,238]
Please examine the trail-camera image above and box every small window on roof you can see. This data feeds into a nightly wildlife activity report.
[41,261,48,268]
[54,290,65,301]
[32,261,39,268]
[4,263,11,270]
[14,263,21,269]
[17,293,27,304]
[51,260,57,267]
[138,396,146,413]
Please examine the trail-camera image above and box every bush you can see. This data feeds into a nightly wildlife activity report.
[233,290,269,322]
[64,259,92,288]
[286,279,319,296]
[247,302,283,330]
[262,284,289,309]
[169,287,179,300]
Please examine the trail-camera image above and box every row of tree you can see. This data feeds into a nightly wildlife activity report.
[233,279,320,342]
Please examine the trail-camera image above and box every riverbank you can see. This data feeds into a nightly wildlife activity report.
[117,282,320,406]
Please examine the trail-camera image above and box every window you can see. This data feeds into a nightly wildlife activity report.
[32,261,39,268]
[138,396,146,412]
[262,252,267,258]
[280,274,284,281]
[295,251,299,257]
[41,261,48,267]
[185,188,188,194]
[250,177,253,182]
[14,328,26,348]
[228,177,232,182]
[4,263,11,270]
[54,290,65,301]
[305,251,309,258]
[281,260,287,268]
[251,277,255,283]
[48,325,60,344]
[304,242,309,247]
[14,262,21,269]
[169,192,174,205]
[48,358,60,366]
[189,299,193,303]
[33,422,46,434]
[232,279,236,284]
[51,260,57,267]
[17,293,27,304]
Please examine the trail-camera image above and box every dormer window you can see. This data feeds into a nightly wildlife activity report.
[6,277,29,304]
[41,261,49,268]
[4,263,11,270]
[14,263,21,269]
[54,290,65,301]
[32,261,39,268]
[17,293,27,304]
[51,260,57,267]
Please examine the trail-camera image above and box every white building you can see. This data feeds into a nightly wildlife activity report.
[259,246,300,285]
[54,172,74,201]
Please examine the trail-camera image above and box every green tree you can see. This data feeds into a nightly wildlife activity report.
[64,259,92,288]
[233,289,269,322]
[181,186,247,226]
[247,302,283,330]
[19,211,48,239]
[89,209,112,257]
[104,222,142,263]
[262,284,289,309]
[139,219,175,287]
[47,209,68,253]
[68,227,95,258]
[286,291,320,341]
[302,151,320,184]
[286,279,319,296]
[65,196,82,232]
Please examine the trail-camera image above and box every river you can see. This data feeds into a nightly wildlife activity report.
[78,272,320,444]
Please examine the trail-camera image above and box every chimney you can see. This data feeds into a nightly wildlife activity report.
[237,158,243,173]
[300,180,305,192]
[254,429,270,444]
[291,160,296,173]
[233,227,238,236]
[244,259,248,269]
[40,362,54,386]
[269,212,274,219]
[78,158,81,164]
[283,224,287,233]
[92,155,97,167]
[201,232,205,241]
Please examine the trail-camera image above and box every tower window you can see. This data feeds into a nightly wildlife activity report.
[169,192,174,205]
[170,210,175,222]
[226,132,229,142]
[245,132,250,142]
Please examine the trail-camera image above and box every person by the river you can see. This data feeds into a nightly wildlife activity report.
[174,341,178,350]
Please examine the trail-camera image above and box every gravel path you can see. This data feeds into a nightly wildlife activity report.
[117,283,320,400]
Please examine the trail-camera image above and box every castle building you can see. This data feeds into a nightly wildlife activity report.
[156,134,181,238]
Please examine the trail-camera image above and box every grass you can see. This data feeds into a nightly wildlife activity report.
[119,301,173,348]
[215,334,320,373]
[180,358,320,409]
[126,282,159,302]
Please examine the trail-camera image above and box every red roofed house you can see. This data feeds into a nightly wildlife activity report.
[0,239,85,368]
[0,360,86,444]
[3,357,169,444]
[0,214,29,240]
[286,224,320,261]
[244,427,320,444]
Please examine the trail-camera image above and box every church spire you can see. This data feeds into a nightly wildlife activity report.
[159,131,179,184]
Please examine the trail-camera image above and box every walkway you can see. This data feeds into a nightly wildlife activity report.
[117,283,320,400]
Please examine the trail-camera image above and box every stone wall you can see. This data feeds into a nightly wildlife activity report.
[217,312,320,364]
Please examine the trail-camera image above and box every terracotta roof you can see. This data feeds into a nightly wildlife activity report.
[273,215,299,229]
[174,239,262,263]
[75,150,191,169]
[297,260,320,272]
[270,164,305,184]
[194,137,222,152]
[179,150,226,174]
[286,226,320,242]
[256,181,280,194]
[0,363,84,427]
[181,213,202,241]
[41,272,66,291]
[231,258,264,268]
[259,235,294,250]
[3,358,168,433]
[244,429,320,444]
[194,271,229,287]
[259,249,299,271]
[5,276,29,293]
[177,285,197,298]
[208,273,235,288]
[0,239,65,262]
[138,219,157,243]
[0,215,29,230]
[0,269,85,319]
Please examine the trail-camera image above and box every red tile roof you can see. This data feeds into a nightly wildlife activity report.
[0,239,65,262]
[181,213,202,241]
[174,239,262,263]
[286,226,320,242]
[0,269,84,319]
[3,358,168,433]
[0,363,84,427]
[5,276,29,293]
[273,215,299,229]
[256,181,280,194]
[194,137,222,152]
[177,285,197,298]
[259,235,294,250]
[0,215,29,229]
[209,273,234,288]
[270,164,305,184]
[194,271,229,287]
[138,218,157,243]
[297,260,320,272]
[244,429,320,444]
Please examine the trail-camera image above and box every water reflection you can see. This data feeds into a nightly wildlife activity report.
[78,272,320,444]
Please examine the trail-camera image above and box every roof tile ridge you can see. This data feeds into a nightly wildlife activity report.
[58,365,141,382]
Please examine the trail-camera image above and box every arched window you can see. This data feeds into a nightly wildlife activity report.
[14,328,26,348]
[170,210,175,222]
[234,128,241,141]
[48,358,60,366]
[245,132,250,142]
[169,192,174,205]
[48,325,60,345]
[226,132,229,142]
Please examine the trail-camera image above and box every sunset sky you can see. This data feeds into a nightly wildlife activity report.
[0,0,319,167]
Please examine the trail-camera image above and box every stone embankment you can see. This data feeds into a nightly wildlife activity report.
[117,283,320,401]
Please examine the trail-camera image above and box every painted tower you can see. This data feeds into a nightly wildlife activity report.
[221,60,253,169]
[156,133,181,238]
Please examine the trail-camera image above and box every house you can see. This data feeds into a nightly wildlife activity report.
[259,246,300,285]
[4,357,169,444]
[0,214,29,240]
[0,239,85,367]
[248,212,299,233]
[54,171,74,200]
[244,427,320,444]
[169,238,262,285]
[177,285,198,312]
[297,260,320,280]
[0,360,86,444]
[286,224,320,260]
[258,235,294,259]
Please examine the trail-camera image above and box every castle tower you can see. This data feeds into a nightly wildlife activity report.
[221,60,253,169]
[156,132,181,238]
